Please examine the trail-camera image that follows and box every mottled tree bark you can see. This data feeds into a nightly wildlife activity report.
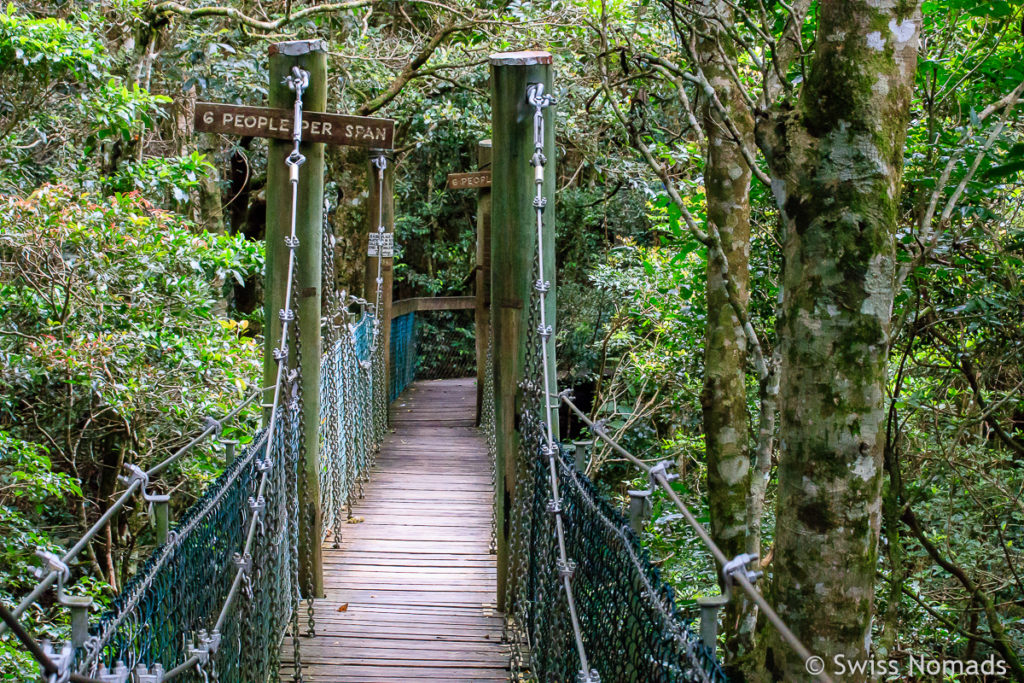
[756,1,921,679]
[695,0,754,666]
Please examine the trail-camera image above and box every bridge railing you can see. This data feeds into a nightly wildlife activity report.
[61,307,389,682]
[389,296,476,401]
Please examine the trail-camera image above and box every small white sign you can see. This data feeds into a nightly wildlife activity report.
[367,232,394,257]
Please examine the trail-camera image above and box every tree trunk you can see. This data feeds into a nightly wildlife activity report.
[695,0,754,667]
[757,2,921,679]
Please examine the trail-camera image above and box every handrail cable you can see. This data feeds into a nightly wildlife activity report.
[0,386,266,638]
[559,393,833,683]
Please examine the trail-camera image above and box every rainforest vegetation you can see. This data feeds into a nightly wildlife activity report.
[1,0,1023,680]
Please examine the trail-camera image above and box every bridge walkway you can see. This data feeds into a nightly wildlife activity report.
[282,377,509,681]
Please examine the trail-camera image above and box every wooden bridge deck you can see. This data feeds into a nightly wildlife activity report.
[282,377,509,681]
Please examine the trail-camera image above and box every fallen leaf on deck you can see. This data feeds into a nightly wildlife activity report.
[337,603,349,612]
[347,516,364,524]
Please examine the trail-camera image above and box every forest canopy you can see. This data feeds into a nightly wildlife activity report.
[1,0,1023,681]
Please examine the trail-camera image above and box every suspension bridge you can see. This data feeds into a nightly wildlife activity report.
[1,44,827,683]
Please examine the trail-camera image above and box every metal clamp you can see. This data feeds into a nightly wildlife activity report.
[33,548,70,586]
[577,669,601,683]
[546,498,562,516]
[648,459,679,489]
[188,629,222,666]
[723,553,762,597]
[279,308,295,322]
[118,463,150,495]
[557,558,577,581]
[234,552,254,600]
[284,235,300,249]
[537,323,553,341]
[134,663,166,683]
[272,345,290,361]
[233,552,253,575]
[97,661,130,683]
[534,279,551,293]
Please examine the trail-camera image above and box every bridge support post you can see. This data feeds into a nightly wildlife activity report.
[265,40,325,599]
[363,150,395,416]
[474,139,492,426]
[490,51,556,612]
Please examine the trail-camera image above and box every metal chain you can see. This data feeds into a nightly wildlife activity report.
[525,82,598,683]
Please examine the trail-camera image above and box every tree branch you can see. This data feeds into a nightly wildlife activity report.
[151,0,374,30]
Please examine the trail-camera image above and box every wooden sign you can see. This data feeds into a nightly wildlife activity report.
[447,171,492,190]
[195,102,395,150]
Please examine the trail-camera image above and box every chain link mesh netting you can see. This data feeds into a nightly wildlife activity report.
[80,413,296,681]
[496,256,728,683]
[319,314,386,545]
[389,308,476,402]
[389,312,416,401]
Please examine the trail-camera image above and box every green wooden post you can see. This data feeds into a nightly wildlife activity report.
[265,39,325,599]
[363,150,395,406]
[490,51,556,611]
[474,139,492,426]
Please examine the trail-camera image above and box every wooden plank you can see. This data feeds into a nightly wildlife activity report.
[390,296,476,318]
[285,378,507,681]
